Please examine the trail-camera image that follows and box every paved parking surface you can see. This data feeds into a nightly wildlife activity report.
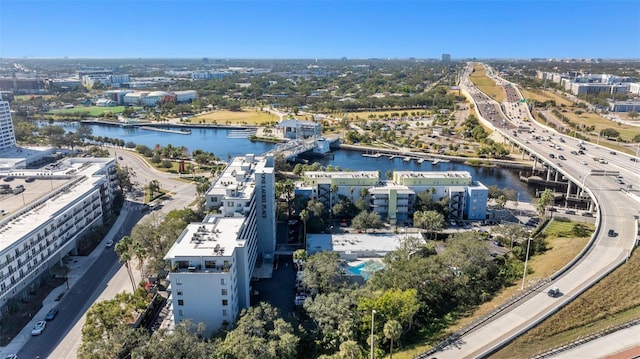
[250,255,297,317]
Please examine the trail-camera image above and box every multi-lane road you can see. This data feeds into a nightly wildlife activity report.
[426,64,640,358]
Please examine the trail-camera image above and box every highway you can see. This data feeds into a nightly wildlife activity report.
[425,64,640,359]
[15,149,197,359]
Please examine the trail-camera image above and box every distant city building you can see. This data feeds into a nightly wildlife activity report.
[276,119,322,139]
[608,99,640,112]
[0,158,118,312]
[117,90,197,107]
[442,53,451,62]
[0,77,45,94]
[46,78,82,91]
[0,99,17,151]
[104,90,135,105]
[191,71,233,80]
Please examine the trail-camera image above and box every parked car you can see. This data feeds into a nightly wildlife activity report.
[105,239,114,248]
[31,321,46,336]
[25,177,35,183]
[45,308,58,321]
[5,354,17,359]
[608,229,616,237]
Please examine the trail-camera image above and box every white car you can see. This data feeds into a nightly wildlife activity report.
[31,320,46,336]
[105,240,114,248]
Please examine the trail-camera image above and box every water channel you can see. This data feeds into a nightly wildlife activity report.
[58,122,535,201]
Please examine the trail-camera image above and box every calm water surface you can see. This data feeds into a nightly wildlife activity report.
[60,122,534,201]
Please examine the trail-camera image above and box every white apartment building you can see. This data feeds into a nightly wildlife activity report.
[164,215,254,336]
[297,170,488,223]
[0,100,16,151]
[205,154,276,255]
[0,158,117,310]
[162,154,275,334]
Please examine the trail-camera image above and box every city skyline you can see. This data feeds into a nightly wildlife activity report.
[1,0,638,59]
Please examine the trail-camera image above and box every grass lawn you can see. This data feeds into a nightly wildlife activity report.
[49,106,137,116]
[494,235,640,358]
[191,108,278,125]
[559,110,640,142]
[470,64,505,103]
[390,219,592,359]
[336,110,434,121]
[520,89,573,107]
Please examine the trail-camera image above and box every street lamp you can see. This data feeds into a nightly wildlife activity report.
[370,309,376,359]
[521,238,533,290]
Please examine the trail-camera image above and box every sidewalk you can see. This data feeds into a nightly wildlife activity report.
[0,206,132,357]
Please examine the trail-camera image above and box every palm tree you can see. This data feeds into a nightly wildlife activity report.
[383,320,402,359]
[132,241,147,283]
[300,209,309,249]
[115,236,136,292]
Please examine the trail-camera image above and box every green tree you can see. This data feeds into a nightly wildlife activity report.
[383,320,403,359]
[220,303,299,359]
[132,320,216,359]
[413,210,444,240]
[301,251,344,294]
[537,189,555,218]
[352,211,383,233]
[303,290,359,353]
[115,236,137,291]
[115,165,135,193]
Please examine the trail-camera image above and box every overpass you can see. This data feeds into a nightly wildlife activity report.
[417,63,640,359]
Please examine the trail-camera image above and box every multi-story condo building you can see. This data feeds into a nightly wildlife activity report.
[0,99,17,151]
[164,154,275,334]
[205,154,276,255]
[392,171,488,220]
[297,170,488,223]
[164,215,253,336]
[0,158,117,311]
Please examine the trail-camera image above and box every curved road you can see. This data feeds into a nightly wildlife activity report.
[428,64,640,358]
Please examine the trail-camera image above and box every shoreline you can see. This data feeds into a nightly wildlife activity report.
[339,143,533,170]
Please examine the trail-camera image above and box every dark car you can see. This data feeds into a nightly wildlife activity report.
[45,308,58,321]
[548,287,560,298]
[25,177,35,183]
[608,229,617,237]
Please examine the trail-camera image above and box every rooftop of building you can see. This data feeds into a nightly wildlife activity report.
[304,171,379,179]
[307,232,404,257]
[393,171,472,179]
[164,215,245,259]
[0,158,114,253]
[276,118,321,127]
[206,154,272,198]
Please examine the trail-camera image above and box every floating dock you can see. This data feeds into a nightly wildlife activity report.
[139,126,191,135]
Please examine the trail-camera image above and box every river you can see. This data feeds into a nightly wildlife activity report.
[58,122,535,201]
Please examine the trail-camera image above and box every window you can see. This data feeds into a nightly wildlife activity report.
[176,278,182,285]
[221,289,227,295]
[178,310,184,316]
[223,309,228,316]
[177,290,183,295]
[222,299,228,306]
[178,299,184,306]
[221,278,226,285]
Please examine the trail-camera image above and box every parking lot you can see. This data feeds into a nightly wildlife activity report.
[250,255,297,317]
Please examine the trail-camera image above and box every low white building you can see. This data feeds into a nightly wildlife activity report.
[174,90,197,103]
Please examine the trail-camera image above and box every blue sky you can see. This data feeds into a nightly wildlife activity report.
[1,0,638,59]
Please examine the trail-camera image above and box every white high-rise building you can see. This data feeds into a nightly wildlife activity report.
[0,99,17,151]
[165,154,275,334]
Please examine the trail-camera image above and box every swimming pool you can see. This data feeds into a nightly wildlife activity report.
[346,261,384,280]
